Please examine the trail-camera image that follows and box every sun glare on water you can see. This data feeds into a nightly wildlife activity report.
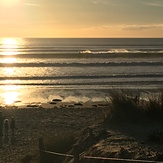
[0,38,22,55]
[4,67,15,75]
[2,58,17,63]
[2,38,17,45]
[0,38,23,105]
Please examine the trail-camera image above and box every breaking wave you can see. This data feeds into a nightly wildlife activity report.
[79,49,163,54]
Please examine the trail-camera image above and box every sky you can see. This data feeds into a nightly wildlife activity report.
[0,0,163,38]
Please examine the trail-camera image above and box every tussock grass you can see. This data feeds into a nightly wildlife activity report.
[105,89,163,123]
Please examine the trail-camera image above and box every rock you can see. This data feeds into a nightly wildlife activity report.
[52,99,62,102]
[49,102,57,105]
[74,103,83,106]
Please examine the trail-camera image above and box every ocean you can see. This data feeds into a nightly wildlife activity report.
[0,38,163,106]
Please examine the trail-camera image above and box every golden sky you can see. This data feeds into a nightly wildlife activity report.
[0,0,163,38]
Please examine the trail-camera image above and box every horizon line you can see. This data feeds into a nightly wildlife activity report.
[1,37,163,39]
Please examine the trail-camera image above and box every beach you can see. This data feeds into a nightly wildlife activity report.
[0,99,163,163]
[0,102,106,162]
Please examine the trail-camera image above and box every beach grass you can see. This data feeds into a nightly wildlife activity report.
[104,89,163,123]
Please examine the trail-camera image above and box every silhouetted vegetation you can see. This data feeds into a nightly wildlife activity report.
[104,89,163,123]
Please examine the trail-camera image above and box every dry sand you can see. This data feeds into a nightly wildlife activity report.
[0,101,163,163]
[0,102,106,163]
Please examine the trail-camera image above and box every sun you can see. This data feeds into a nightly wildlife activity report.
[0,0,20,7]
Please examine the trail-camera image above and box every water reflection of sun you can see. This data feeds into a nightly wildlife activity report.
[2,38,18,46]
[0,38,23,105]
[1,58,17,63]
[4,67,15,75]
[0,38,21,56]
[2,85,19,105]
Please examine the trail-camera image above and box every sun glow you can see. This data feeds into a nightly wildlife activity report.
[0,0,20,7]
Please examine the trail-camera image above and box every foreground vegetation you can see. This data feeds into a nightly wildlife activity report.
[20,89,163,163]
[105,89,163,123]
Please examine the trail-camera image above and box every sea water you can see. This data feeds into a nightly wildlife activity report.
[0,38,163,105]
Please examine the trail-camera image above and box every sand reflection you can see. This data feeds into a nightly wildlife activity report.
[2,85,19,105]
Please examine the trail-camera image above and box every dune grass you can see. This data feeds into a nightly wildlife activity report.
[105,89,163,123]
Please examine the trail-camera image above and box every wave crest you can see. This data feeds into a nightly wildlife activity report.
[79,50,92,54]
[79,49,143,54]
[108,49,129,53]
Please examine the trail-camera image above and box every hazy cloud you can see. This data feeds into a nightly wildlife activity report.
[83,25,112,31]
[24,3,41,7]
[145,2,163,7]
[84,24,163,31]
[140,0,163,7]
[92,0,112,4]
[121,24,163,31]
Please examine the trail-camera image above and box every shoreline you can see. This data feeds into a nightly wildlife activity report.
[0,87,162,109]
[0,88,162,110]
[0,100,111,110]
